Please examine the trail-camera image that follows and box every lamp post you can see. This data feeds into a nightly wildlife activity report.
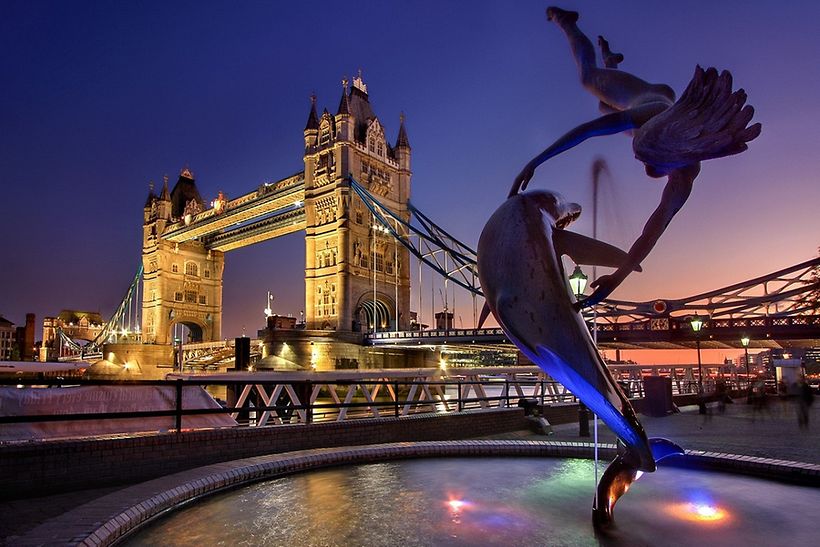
[264,291,273,319]
[741,336,751,399]
[570,264,590,436]
[690,316,706,414]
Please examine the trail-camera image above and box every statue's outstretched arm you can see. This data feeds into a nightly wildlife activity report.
[508,102,668,197]
[579,163,701,307]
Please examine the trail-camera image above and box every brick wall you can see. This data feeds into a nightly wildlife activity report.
[0,408,526,500]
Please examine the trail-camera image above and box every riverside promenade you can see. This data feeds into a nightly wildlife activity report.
[538,398,820,465]
[2,397,817,544]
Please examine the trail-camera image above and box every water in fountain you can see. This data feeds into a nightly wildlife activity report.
[125,457,818,546]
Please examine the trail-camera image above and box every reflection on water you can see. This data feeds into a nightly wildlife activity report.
[126,458,819,546]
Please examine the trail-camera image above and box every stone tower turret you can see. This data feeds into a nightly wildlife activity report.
[303,71,411,332]
[304,94,319,149]
[141,168,224,345]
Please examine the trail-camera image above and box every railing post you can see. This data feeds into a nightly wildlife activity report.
[457,380,463,412]
[504,378,510,408]
[540,380,545,406]
[394,381,400,418]
[175,378,183,434]
[305,381,313,424]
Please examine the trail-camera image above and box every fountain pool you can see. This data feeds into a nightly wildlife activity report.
[124,457,819,546]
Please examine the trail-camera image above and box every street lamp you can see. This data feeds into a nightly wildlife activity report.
[569,265,588,299]
[264,291,273,318]
[741,336,751,398]
[569,264,590,436]
[690,316,706,414]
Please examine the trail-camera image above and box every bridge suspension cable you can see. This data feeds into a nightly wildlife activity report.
[349,176,482,296]
[56,265,144,360]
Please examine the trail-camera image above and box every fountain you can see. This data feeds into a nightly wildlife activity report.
[477,5,761,528]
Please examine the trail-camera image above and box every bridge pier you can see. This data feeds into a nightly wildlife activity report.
[102,343,175,379]
[259,327,438,371]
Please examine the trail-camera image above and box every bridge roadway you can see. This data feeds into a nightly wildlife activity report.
[366,314,820,350]
[161,172,306,251]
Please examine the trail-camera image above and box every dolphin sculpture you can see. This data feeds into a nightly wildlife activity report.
[477,189,682,528]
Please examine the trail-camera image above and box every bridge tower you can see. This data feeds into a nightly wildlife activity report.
[303,73,412,332]
[141,170,224,344]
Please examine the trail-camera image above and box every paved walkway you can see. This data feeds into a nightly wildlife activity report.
[544,397,820,464]
[2,397,817,544]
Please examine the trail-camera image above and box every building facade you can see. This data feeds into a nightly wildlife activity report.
[0,316,16,360]
[41,310,102,361]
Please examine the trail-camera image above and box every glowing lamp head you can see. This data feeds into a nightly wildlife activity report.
[568,265,588,298]
[740,336,750,348]
[690,316,704,333]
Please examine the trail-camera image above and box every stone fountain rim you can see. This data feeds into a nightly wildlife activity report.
[14,440,820,546]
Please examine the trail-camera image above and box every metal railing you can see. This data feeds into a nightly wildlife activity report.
[0,375,753,437]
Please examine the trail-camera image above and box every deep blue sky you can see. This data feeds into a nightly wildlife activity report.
[2,1,819,341]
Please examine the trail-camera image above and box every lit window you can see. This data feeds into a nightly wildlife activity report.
[185,262,198,276]
[204,270,210,279]
[185,291,197,303]
[174,292,183,302]
[172,264,179,273]
[356,211,363,224]
[199,295,206,305]
[386,261,394,275]
[375,252,384,272]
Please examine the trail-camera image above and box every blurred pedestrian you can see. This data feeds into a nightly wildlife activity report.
[796,378,814,429]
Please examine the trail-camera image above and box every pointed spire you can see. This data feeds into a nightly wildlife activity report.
[304,93,319,131]
[352,69,368,94]
[144,181,156,208]
[160,174,170,200]
[337,77,351,115]
[395,112,411,149]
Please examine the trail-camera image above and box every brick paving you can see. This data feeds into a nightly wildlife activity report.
[543,397,820,465]
[3,397,818,546]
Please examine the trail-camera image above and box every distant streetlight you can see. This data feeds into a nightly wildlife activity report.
[690,316,706,414]
[264,291,273,318]
[569,264,590,436]
[741,336,751,397]
[569,265,588,299]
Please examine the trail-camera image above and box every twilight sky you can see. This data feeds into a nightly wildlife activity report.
[1,1,818,356]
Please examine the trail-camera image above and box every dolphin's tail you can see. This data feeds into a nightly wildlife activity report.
[592,438,684,530]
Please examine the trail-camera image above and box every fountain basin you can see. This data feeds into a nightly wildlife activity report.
[108,442,819,546]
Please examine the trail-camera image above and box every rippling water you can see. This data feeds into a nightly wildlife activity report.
[125,458,819,546]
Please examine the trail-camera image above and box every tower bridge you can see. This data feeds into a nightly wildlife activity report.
[49,72,820,376]
[140,73,411,349]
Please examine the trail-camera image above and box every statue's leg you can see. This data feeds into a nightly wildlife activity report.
[597,36,623,69]
[597,37,623,114]
[509,102,668,197]
[546,7,665,110]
